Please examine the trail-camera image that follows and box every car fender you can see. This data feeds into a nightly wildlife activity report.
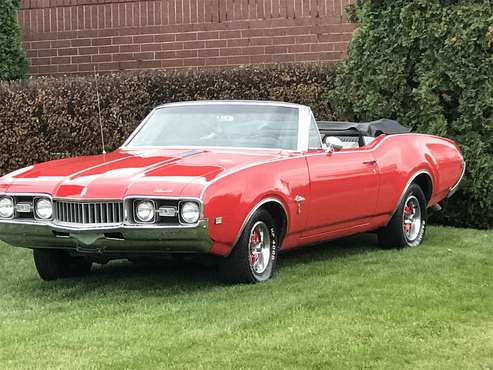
[200,155,310,256]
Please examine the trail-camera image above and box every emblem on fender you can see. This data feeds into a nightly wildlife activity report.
[294,195,305,214]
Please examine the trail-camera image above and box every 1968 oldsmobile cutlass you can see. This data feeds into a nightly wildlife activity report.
[0,101,465,283]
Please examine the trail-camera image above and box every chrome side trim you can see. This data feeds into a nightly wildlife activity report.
[232,197,289,248]
[388,170,433,221]
[447,160,466,198]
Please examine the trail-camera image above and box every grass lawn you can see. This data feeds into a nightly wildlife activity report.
[0,226,492,369]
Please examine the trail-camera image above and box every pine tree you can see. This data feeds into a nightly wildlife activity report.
[0,0,28,80]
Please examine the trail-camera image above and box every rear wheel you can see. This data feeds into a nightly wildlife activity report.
[33,249,92,281]
[378,183,427,248]
[220,209,279,284]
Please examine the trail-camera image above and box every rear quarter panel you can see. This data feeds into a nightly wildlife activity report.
[373,134,463,216]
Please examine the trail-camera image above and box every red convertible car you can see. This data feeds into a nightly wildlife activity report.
[0,101,465,283]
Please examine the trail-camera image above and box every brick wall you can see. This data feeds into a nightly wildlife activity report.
[19,0,354,76]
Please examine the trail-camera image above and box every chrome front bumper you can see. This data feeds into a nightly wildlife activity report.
[0,219,212,255]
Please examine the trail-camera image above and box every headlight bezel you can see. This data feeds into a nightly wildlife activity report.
[0,195,204,226]
[179,201,201,225]
[34,197,53,221]
[0,196,15,219]
[134,200,156,223]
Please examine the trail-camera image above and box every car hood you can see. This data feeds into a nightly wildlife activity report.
[0,148,283,199]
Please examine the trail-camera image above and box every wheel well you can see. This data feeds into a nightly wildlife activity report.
[260,201,288,244]
[412,173,433,203]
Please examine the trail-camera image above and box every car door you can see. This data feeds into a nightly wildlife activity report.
[303,149,379,236]
[301,133,380,239]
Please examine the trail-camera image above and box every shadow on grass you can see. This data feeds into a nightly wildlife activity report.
[279,232,379,267]
[93,259,220,286]
[90,232,379,278]
[19,232,381,297]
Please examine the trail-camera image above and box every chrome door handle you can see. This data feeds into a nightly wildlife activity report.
[363,160,377,165]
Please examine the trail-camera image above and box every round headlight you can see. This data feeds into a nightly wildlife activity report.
[180,202,200,224]
[136,200,155,222]
[35,198,53,220]
[0,197,14,219]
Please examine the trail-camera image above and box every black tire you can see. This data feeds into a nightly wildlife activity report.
[33,249,92,281]
[378,183,427,249]
[65,256,92,277]
[220,209,279,284]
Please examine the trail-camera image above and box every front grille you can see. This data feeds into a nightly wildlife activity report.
[55,200,124,225]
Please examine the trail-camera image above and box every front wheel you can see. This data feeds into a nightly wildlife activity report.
[378,183,427,248]
[219,209,279,284]
[33,249,92,281]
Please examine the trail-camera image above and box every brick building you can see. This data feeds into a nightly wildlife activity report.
[18,0,354,76]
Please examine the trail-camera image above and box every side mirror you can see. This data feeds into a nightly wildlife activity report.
[324,136,344,153]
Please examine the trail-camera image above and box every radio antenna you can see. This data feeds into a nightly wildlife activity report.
[93,66,106,155]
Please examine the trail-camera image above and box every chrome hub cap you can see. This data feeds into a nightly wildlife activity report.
[402,195,422,242]
[248,221,272,275]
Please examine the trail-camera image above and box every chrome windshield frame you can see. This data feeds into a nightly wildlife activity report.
[122,100,313,152]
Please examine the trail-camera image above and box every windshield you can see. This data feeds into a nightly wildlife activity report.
[126,104,300,150]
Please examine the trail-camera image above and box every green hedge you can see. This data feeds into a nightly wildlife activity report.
[331,0,493,228]
[0,0,27,81]
[0,64,336,175]
[2,54,489,228]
